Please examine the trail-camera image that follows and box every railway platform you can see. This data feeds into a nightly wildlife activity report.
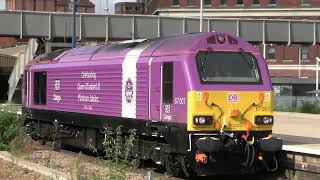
[273,112,320,179]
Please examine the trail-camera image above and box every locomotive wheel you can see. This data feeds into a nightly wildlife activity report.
[131,158,142,169]
[52,140,62,151]
[165,154,182,176]
[40,138,46,145]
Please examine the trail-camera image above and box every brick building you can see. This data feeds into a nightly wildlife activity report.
[5,0,95,13]
[145,0,320,96]
[115,2,145,14]
[0,0,95,49]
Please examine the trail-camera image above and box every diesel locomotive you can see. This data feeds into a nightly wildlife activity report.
[23,32,282,176]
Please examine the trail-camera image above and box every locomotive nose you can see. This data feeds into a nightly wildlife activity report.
[187,91,274,132]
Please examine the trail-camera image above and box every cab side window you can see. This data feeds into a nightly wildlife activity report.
[34,72,47,105]
[163,62,173,103]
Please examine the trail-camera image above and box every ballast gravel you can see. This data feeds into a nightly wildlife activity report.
[0,158,47,180]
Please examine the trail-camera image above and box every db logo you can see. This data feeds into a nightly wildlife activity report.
[227,93,240,103]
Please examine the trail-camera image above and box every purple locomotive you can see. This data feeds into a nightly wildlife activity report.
[23,32,282,176]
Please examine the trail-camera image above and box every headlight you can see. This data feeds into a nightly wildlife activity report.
[255,116,273,125]
[193,116,214,126]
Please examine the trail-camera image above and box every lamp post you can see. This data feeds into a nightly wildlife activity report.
[72,0,77,48]
[104,0,109,14]
[316,57,320,97]
[200,0,203,32]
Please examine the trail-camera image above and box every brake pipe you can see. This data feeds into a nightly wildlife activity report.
[249,136,255,145]
[242,140,251,167]
[220,117,227,134]
[249,144,255,167]
[262,154,278,172]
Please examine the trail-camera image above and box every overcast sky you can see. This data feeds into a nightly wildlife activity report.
[91,0,115,14]
[92,0,139,14]
[0,0,5,10]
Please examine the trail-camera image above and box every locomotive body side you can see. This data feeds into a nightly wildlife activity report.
[22,32,282,176]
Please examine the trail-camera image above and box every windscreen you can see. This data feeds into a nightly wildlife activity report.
[196,51,261,84]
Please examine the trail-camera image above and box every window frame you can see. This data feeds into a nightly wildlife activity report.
[204,0,212,6]
[219,0,227,7]
[33,71,47,105]
[44,0,48,11]
[269,0,277,6]
[252,0,260,6]
[299,46,309,61]
[171,0,180,7]
[236,0,244,6]
[267,47,276,60]
[162,62,174,104]
[195,51,263,85]
[301,0,310,6]
[187,0,196,7]
[22,0,26,10]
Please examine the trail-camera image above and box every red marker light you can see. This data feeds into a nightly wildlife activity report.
[230,109,238,117]
[214,122,221,129]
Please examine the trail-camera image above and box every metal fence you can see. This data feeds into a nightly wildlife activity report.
[274,96,320,112]
[1,10,320,43]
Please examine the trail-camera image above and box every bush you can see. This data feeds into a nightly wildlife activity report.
[299,101,320,114]
[0,111,22,151]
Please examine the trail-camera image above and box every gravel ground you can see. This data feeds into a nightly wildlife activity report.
[0,158,47,180]
[17,138,175,180]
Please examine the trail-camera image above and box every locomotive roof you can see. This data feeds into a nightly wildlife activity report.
[37,32,254,63]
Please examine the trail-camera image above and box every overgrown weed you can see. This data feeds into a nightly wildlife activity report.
[102,126,137,180]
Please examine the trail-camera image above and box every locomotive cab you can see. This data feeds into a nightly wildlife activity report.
[183,34,282,175]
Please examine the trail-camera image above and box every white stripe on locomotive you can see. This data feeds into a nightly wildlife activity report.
[121,43,150,119]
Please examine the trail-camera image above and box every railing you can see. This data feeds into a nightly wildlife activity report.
[274,96,320,112]
[7,39,38,102]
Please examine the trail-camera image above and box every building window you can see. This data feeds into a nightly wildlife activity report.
[301,0,310,5]
[22,0,26,10]
[163,62,173,104]
[44,0,48,11]
[273,85,292,96]
[33,0,36,11]
[220,0,227,6]
[236,0,244,5]
[171,0,179,6]
[204,0,212,6]
[300,46,309,60]
[253,44,262,53]
[252,0,260,5]
[269,0,277,6]
[267,47,276,60]
[33,72,47,105]
[188,0,195,6]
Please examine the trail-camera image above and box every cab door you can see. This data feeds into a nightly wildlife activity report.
[150,59,173,121]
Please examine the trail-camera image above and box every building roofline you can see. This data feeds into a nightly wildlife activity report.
[153,7,320,17]
[2,10,320,23]
[271,77,317,84]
